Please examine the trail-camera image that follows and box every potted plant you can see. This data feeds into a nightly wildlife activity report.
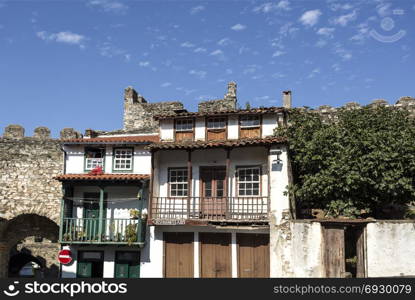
[129,209,140,219]
[125,224,137,246]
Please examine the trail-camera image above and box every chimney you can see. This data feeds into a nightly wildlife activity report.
[282,90,292,108]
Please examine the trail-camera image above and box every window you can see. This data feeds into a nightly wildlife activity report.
[237,167,260,196]
[175,119,193,132]
[113,148,133,171]
[85,148,104,170]
[240,115,260,128]
[207,117,226,129]
[169,168,188,197]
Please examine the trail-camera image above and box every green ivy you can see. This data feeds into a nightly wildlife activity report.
[276,106,415,218]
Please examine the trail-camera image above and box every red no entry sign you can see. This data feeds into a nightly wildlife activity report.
[58,249,72,265]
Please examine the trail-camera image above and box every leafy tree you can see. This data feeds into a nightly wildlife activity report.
[276,106,415,218]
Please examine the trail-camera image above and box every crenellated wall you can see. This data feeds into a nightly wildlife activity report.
[0,125,81,223]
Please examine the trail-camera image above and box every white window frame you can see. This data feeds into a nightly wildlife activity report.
[168,168,188,197]
[85,148,104,171]
[113,148,133,171]
[240,115,260,128]
[237,166,261,196]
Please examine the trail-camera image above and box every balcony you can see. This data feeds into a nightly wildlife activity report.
[60,218,146,246]
[151,197,269,223]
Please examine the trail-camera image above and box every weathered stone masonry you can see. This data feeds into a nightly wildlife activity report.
[0,125,63,223]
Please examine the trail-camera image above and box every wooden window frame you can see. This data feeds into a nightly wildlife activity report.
[235,165,262,197]
[112,147,134,173]
[174,118,195,142]
[238,115,262,139]
[205,116,228,141]
[168,167,189,197]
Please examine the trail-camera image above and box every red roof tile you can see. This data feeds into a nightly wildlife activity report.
[147,137,287,151]
[54,174,150,181]
[61,135,159,144]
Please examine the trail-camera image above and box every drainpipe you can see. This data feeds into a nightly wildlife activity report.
[60,145,67,174]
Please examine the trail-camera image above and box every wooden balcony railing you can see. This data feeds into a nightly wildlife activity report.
[60,218,146,245]
[151,197,269,222]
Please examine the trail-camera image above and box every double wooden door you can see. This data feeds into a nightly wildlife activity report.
[200,167,227,218]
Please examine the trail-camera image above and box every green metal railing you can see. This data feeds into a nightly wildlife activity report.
[60,218,146,245]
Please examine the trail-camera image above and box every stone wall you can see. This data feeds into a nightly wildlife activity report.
[0,125,63,223]
[308,96,415,118]
[198,82,237,112]
[123,86,184,132]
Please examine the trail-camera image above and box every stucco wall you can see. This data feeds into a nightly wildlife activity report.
[366,221,415,277]
[64,144,151,175]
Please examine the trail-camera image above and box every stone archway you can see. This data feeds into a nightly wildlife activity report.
[0,214,59,278]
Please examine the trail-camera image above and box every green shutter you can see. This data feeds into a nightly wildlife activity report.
[115,263,129,278]
[77,262,92,278]
[128,263,140,278]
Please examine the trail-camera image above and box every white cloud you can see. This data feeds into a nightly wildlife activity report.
[334,44,352,60]
[243,64,261,75]
[98,41,129,59]
[376,3,391,17]
[315,39,327,48]
[194,47,207,53]
[87,0,128,14]
[299,10,322,27]
[332,63,341,72]
[254,95,271,101]
[209,49,225,60]
[189,70,207,79]
[36,31,86,47]
[138,61,150,67]
[330,3,353,11]
[217,38,231,46]
[350,23,370,43]
[272,50,285,57]
[307,68,320,78]
[253,1,291,13]
[231,24,247,31]
[180,41,195,48]
[332,10,357,26]
[190,5,205,15]
[317,27,335,37]
[279,22,299,37]
[161,82,172,88]
[226,68,233,75]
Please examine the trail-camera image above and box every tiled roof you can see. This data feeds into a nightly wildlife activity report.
[147,137,287,151]
[154,107,286,120]
[61,135,159,145]
[54,174,150,181]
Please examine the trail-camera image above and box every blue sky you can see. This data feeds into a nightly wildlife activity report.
[0,0,414,136]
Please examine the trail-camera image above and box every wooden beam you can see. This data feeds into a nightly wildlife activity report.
[148,150,155,221]
[98,186,105,243]
[225,148,231,218]
[187,150,192,217]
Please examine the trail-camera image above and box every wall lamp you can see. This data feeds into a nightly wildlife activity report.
[271,149,283,164]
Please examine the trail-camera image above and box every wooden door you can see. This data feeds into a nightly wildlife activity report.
[355,227,366,278]
[200,233,231,278]
[237,234,269,278]
[323,226,346,277]
[164,232,194,278]
[200,167,226,218]
[83,192,107,240]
